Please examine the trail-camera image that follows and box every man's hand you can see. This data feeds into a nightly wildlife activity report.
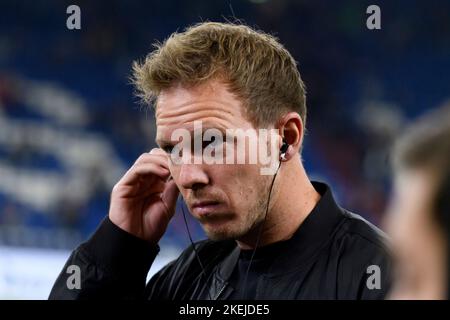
[109,148,179,245]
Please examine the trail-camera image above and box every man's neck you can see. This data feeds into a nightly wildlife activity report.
[237,158,321,250]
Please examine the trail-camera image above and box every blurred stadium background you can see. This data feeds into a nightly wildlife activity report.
[0,0,449,299]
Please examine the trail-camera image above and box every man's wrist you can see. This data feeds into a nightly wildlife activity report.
[81,216,159,277]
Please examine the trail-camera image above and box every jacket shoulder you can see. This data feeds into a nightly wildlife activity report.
[332,209,392,299]
[339,209,390,250]
[145,239,235,299]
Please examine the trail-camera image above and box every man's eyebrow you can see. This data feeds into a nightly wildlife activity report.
[155,126,227,146]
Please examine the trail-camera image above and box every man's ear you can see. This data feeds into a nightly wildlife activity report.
[277,112,304,160]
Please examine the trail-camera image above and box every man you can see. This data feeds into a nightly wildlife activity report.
[49,22,391,300]
[386,104,450,300]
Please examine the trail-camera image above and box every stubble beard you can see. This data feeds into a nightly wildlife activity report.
[203,180,270,242]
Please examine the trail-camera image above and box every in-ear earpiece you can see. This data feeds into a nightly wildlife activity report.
[280,138,289,161]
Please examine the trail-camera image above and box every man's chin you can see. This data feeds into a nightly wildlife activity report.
[201,217,264,241]
[203,226,247,241]
[204,230,234,241]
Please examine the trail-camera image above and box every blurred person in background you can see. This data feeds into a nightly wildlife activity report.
[386,103,450,300]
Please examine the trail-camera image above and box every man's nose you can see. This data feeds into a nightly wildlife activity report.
[178,164,209,190]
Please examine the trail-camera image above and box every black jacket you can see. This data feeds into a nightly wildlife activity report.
[49,182,392,300]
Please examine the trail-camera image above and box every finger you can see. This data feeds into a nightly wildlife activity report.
[134,178,167,198]
[149,148,167,156]
[135,152,170,169]
[135,156,169,171]
[119,162,170,186]
[135,152,168,165]
[149,148,171,167]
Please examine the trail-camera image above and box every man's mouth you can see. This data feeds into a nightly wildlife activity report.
[190,200,223,218]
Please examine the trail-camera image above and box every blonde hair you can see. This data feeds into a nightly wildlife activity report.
[132,22,307,128]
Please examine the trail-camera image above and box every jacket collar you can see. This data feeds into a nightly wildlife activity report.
[215,181,345,283]
[267,181,344,275]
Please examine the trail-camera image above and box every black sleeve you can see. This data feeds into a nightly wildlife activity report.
[48,217,159,300]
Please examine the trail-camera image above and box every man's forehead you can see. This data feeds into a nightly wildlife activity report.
[156,80,237,111]
[154,86,254,145]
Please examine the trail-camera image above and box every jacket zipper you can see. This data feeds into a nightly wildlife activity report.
[213,283,227,300]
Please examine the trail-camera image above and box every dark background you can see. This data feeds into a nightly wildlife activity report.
[0,0,449,252]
